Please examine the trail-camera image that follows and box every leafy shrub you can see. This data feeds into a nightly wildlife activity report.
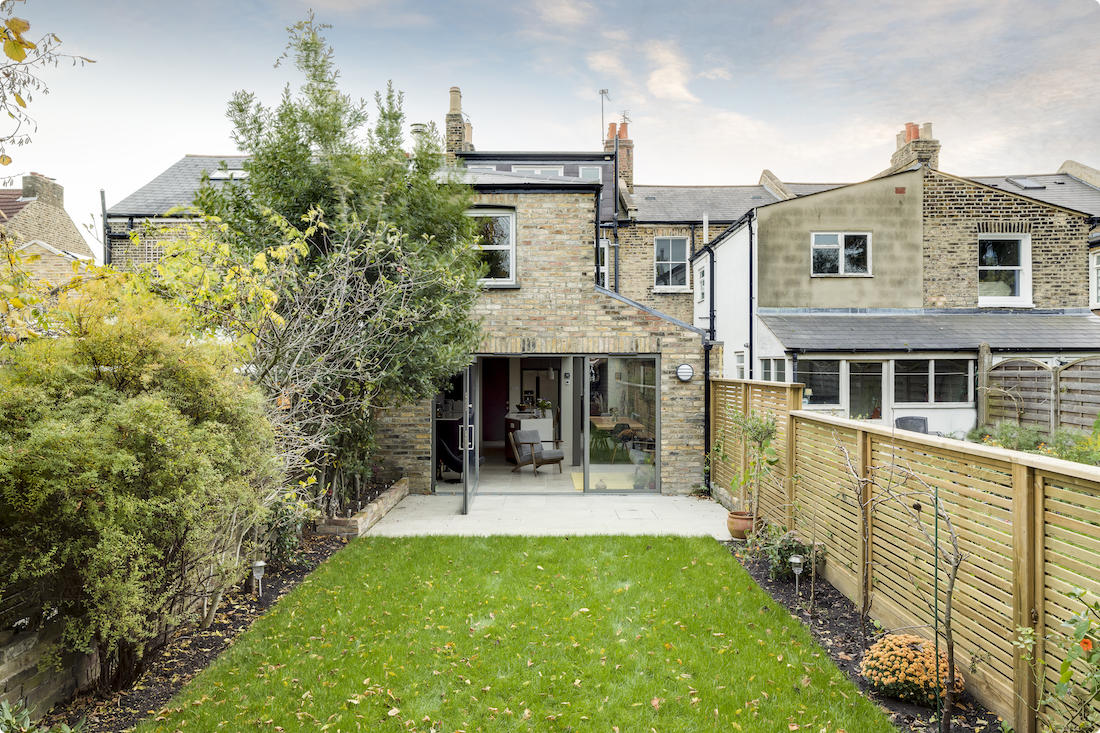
[750,524,823,581]
[969,420,1100,467]
[0,281,280,690]
[860,633,964,706]
[0,699,82,732]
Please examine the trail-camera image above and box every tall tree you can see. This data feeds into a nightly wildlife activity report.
[164,15,483,510]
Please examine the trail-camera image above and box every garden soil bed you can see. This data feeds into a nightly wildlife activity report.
[44,533,346,733]
[726,541,1006,733]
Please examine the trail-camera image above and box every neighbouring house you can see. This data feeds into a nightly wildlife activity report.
[1,173,94,284]
[694,123,1100,436]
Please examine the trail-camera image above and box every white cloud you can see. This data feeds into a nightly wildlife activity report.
[645,41,699,103]
[697,67,731,81]
[533,0,594,27]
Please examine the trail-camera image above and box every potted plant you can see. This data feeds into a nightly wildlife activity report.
[535,398,552,418]
[725,411,779,540]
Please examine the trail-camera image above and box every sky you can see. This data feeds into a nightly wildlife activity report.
[9,0,1100,260]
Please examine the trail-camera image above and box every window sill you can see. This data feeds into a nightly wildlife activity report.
[894,402,975,409]
[810,273,874,278]
[480,281,520,289]
[977,300,1034,308]
[653,286,691,294]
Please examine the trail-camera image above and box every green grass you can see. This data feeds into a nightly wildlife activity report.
[140,537,895,732]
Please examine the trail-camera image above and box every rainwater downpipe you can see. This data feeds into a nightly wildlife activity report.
[747,209,755,379]
[704,239,717,483]
[613,135,620,292]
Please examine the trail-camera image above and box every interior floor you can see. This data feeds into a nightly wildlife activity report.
[437,444,651,495]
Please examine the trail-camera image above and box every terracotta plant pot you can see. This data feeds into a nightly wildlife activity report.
[727,511,754,540]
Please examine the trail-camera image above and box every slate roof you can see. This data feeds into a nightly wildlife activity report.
[759,312,1100,352]
[632,185,776,222]
[107,155,249,217]
[632,182,848,222]
[969,173,1100,216]
[0,190,31,220]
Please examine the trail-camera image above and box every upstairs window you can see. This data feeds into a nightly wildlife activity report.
[811,232,871,276]
[654,236,689,290]
[468,210,516,285]
[978,235,1031,307]
[696,264,706,302]
[578,166,602,182]
[512,165,563,177]
[1090,250,1100,309]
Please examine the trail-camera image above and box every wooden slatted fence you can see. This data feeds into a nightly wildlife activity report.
[709,378,1100,732]
[985,356,1100,434]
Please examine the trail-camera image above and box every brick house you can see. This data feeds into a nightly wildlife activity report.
[694,123,1100,435]
[1,173,94,284]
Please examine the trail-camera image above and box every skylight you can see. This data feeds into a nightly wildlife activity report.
[1005,176,1045,190]
[208,169,248,181]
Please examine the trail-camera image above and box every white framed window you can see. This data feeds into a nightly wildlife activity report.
[465,165,495,173]
[734,351,746,379]
[796,359,841,406]
[654,236,689,290]
[978,234,1032,307]
[597,238,610,288]
[512,165,563,177]
[893,359,973,405]
[578,165,602,182]
[811,232,871,276]
[468,209,516,285]
[1089,250,1100,309]
[696,264,706,302]
[761,358,786,383]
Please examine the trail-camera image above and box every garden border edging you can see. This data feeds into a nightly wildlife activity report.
[316,478,409,538]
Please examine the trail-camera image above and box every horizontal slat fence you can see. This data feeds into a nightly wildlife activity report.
[709,378,1100,733]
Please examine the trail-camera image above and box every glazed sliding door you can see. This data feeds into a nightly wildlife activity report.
[584,356,658,492]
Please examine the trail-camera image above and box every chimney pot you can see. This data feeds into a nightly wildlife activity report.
[920,122,933,140]
[606,122,617,141]
[905,122,919,142]
[448,86,462,114]
[618,122,629,139]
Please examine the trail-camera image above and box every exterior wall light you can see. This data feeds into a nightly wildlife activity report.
[675,364,694,382]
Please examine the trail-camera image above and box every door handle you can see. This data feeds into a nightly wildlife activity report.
[459,427,466,451]
[467,425,475,451]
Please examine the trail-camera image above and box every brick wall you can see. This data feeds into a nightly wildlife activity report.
[374,190,707,494]
[922,170,1090,308]
[14,243,80,285]
[1,592,97,717]
[612,222,696,323]
[105,218,175,270]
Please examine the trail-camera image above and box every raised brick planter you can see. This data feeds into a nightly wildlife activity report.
[316,478,409,538]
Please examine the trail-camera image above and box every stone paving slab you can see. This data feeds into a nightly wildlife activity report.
[366,494,731,539]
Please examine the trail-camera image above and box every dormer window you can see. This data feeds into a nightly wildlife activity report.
[978,234,1031,307]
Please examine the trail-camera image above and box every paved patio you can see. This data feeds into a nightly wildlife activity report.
[367,493,730,538]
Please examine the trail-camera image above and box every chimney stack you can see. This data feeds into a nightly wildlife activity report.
[603,121,634,193]
[889,121,940,172]
[445,86,473,156]
[22,172,63,208]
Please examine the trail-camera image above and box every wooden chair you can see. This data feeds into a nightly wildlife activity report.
[508,429,565,474]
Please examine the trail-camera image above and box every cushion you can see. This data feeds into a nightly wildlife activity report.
[539,448,565,462]
[513,430,543,458]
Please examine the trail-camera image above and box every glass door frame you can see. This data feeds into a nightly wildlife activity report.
[845,359,887,424]
[460,361,480,514]
[582,354,662,494]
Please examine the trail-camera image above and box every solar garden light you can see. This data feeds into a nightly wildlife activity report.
[789,554,805,596]
[252,560,267,598]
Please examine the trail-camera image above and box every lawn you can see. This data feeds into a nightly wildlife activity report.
[140,536,895,732]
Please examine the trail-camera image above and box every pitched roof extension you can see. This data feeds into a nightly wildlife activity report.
[760,312,1100,352]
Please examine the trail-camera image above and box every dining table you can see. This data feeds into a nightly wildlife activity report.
[588,415,646,432]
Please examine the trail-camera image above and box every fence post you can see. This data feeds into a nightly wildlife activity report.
[977,343,992,427]
[856,428,873,615]
[1011,461,1039,733]
[784,386,800,529]
[1050,365,1061,434]
[740,383,750,484]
